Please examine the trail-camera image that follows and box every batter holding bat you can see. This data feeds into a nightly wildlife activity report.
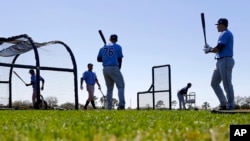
[80,63,101,109]
[26,69,45,108]
[97,34,125,110]
[203,17,235,110]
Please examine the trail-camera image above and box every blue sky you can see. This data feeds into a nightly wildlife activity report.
[1,1,250,108]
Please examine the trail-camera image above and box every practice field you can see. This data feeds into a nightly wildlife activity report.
[0,110,250,141]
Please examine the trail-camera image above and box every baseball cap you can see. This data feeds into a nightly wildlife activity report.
[110,34,118,40]
[87,63,93,67]
[215,18,228,27]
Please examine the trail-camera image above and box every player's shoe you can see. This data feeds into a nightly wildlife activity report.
[117,106,125,110]
[219,106,227,110]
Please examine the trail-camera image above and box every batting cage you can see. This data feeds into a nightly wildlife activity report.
[0,34,78,109]
[137,64,171,110]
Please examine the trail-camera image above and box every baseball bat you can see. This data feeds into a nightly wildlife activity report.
[201,13,207,46]
[98,30,106,45]
[13,71,27,85]
[98,88,105,97]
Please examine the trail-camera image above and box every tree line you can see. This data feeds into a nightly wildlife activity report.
[2,96,120,110]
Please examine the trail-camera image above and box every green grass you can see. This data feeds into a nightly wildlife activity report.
[0,110,250,141]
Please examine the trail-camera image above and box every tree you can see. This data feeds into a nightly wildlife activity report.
[171,100,177,109]
[156,100,165,108]
[45,96,58,107]
[12,100,32,109]
[100,96,106,109]
[60,102,74,109]
[98,97,118,109]
[145,104,150,109]
[12,100,23,107]
[234,96,250,109]
[112,98,118,109]
[245,96,250,106]
[235,95,244,106]
[202,101,210,110]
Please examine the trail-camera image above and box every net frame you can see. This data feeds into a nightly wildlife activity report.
[0,34,78,109]
[137,64,171,110]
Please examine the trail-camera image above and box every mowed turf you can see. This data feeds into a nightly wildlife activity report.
[0,110,250,141]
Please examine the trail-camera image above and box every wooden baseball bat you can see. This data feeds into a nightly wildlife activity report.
[99,88,105,97]
[13,71,27,85]
[98,30,106,45]
[201,13,207,46]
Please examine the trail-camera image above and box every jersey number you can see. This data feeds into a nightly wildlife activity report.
[104,48,114,56]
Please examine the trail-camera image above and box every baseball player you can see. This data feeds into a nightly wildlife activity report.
[203,18,235,110]
[97,34,125,110]
[80,63,101,109]
[26,69,45,108]
[177,83,192,110]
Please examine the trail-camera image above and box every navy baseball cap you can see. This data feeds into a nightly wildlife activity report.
[87,63,93,66]
[215,18,228,27]
[110,34,118,40]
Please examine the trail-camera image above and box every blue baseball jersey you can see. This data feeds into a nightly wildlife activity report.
[178,86,189,95]
[31,74,44,88]
[97,43,123,66]
[81,71,97,85]
[216,29,234,58]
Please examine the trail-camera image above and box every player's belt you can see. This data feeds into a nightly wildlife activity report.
[104,65,118,67]
[216,56,232,60]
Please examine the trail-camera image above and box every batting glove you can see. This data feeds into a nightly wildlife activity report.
[203,47,212,54]
[203,44,212,54]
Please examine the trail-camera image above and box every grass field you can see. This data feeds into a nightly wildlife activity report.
[0,110,249,141]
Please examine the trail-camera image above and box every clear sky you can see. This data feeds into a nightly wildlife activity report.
[1,1,250,109]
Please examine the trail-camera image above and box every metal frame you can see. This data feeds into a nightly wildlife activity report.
[0,34,79,109]
[185,92,196,108]
[137,64,171,110]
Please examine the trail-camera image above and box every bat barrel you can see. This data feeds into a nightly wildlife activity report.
[201,13,207,45]
[98,30,107,45]
[13,71,27,84]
